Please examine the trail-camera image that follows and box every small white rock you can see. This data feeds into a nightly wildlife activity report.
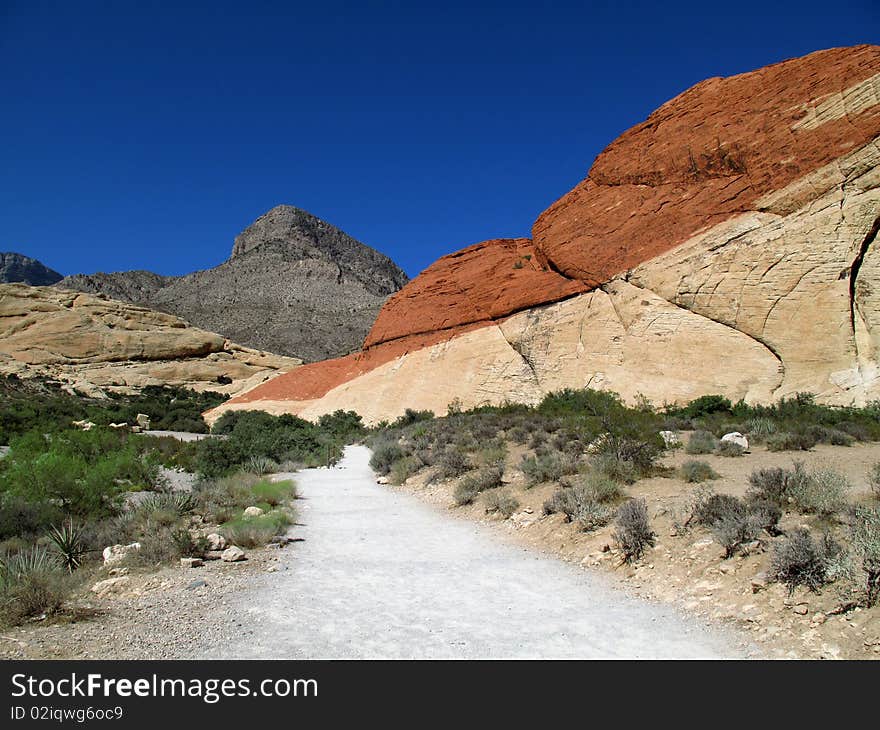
[243,506,265,518]
[221,546,246,562]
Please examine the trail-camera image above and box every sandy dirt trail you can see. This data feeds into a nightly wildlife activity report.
[203,445,757,659]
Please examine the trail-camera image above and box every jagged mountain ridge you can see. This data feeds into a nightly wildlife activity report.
[0,252,62,286]
[60,206,408,361]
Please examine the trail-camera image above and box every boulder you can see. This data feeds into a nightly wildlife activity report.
[135,413,151,430]
[376,476,389,485]
[221,546,246,562]
[721,432,749,450]
[180,557,203,568]
[102,542,141,566]
[243,506,265,518]
[205,533,226,551]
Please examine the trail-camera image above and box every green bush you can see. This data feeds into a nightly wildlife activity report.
[221,510,292,548]
[679,460,718,483]
[251,479,297,507]
[544,471,621,531]
[0,428,158,520]
[679,395,732,418]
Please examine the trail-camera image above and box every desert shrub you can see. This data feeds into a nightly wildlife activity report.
[770,529,839,595]
[317,410,365,441]
[679,460,718,483]
[711,512,763,559]
[691,493,745,527]
[434,447,472,481]
[544,471,622,531]
[612,498,655,562]
[528,430,547,449]
[221,510,291,548]
[475,442,508,469]
[592,434,662,482]
[850,506,880,607]
[788,466,848,518]
[0,547,72,626]
[766,431,817,452]
[686,430,718,455]
[837,421,870,442]
[748,465,799,505]
[716,440,746,457]
[453,466,504,506]
[519,450,579,486]
[132,524,203,565]
[868,463,880,501]
[484,490,520,518]
[806,425,855,447]
[369,440,405,475]
[745,497,783,536]
[390,455,423,485]
[508,426,529,445]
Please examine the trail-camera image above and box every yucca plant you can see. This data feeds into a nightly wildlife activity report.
[0,546,59,587]
[47,519,86,573]
[139,491,195,516]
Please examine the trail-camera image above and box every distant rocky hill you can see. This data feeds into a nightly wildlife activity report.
[0,252,62,286]
[60,206,408,361]
[0,283,300,398]
[207,45,880,425]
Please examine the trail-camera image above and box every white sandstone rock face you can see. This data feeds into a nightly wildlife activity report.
[264,278,781,424]
[628,140,880,405]
[102,542,141,566]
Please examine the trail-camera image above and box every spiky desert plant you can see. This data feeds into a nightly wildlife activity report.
[47,519,86,573]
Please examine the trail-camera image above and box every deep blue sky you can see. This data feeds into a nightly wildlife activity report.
[1,1,877,278]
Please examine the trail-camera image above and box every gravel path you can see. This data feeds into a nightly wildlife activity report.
[201,445,756,659]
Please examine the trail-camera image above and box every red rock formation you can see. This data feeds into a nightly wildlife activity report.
[533,45,880,283]
[363,238,587,348]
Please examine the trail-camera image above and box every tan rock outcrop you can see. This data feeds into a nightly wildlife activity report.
[0,284,300,397]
